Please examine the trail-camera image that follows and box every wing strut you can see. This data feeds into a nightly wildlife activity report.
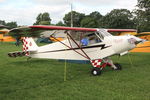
[50,35,90,60]
[66,32,91,60]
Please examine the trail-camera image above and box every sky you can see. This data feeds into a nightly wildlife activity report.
[0,0,137,25]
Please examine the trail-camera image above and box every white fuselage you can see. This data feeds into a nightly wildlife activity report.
[28,35,141,60]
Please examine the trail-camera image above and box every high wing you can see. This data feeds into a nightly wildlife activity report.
[29,25,97,32]
[29,25,136,32]
[8,25,137,36]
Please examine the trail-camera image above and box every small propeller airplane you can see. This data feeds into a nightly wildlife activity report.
[8,25,145,76]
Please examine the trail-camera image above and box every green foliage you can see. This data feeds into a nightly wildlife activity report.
[55,21,65,26]
[135,0,150,32]
[0,43,150,100]
[0,20,6,25]
[89,11,103,21]
[63,11,85,27]
[101,9,135,29]
[80,11,103,28]
[0,20,17,29]
[88,11,103,27]
[42,12,51,21]
[80,17,97,28]
[138,0,150,9]
[6,22,17,29]
[34,12,51,25]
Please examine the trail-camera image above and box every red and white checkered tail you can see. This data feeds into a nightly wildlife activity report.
[23,37,38,55]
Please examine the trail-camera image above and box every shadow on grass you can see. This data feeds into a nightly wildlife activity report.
[7,59,57,66]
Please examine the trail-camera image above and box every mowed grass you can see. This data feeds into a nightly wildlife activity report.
[0,42,150,100]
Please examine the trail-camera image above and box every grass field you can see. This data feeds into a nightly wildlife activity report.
[0,43,150,100]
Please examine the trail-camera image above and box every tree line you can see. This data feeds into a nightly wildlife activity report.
[34,10,136,29]
[0,20,17,29]
[1,0,149,32]
[30,0,150,32]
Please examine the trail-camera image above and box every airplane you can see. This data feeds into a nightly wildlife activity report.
[0,25,16,42]
[8,25,145,76]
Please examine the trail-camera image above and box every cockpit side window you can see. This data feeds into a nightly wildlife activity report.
[86,32,103,45]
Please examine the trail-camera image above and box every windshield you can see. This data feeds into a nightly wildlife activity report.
[97,29,112,39]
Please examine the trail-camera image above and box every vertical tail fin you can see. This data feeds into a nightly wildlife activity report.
[8,37,38,57]
[23,37,38,52]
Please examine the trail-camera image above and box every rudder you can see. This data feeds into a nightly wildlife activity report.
[23,37,38,53]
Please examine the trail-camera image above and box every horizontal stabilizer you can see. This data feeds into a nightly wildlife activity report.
[8,51,28,58]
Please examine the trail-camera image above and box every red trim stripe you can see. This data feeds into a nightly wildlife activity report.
[30,25,137,32]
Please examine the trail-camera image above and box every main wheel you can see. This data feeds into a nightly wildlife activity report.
[114,63,122,70]
[91,67,101,76]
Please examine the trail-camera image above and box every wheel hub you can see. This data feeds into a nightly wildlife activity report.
[93,71,97,75]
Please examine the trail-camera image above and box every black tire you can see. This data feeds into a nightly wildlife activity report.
[91,67,101,76]
[114,63,122,70]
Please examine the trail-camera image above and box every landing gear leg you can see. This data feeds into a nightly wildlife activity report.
[90,59,107,76]
[106,58,122,70]
[90,58,122,76]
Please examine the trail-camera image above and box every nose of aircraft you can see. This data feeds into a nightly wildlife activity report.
[128,36,146,45]
[135,39,146,44]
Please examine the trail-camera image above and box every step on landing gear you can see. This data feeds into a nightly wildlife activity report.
[113,63,122,70]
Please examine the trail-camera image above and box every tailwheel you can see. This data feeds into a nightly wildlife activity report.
[91,67,101,76]
[113,63,122,70]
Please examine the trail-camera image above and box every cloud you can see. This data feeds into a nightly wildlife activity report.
[0,0,137,25]
[0,1,69,25]
[0,0,5,2]
[33,0,68,5]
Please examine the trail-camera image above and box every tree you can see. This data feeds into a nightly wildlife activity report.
[80,17,97,28]
[135,0,150,32]
[89,11,103,21]
[34,13,42,25]
[55,21,65,26]
[6,22,17,29]
[34,12,51,25]
[0,20,17,29]
[88,11,103,27]
[0,20,6,25]
[101,9,135,29]
[63,11,85,27]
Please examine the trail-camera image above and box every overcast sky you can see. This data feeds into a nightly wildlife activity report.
[0,0,137,25]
